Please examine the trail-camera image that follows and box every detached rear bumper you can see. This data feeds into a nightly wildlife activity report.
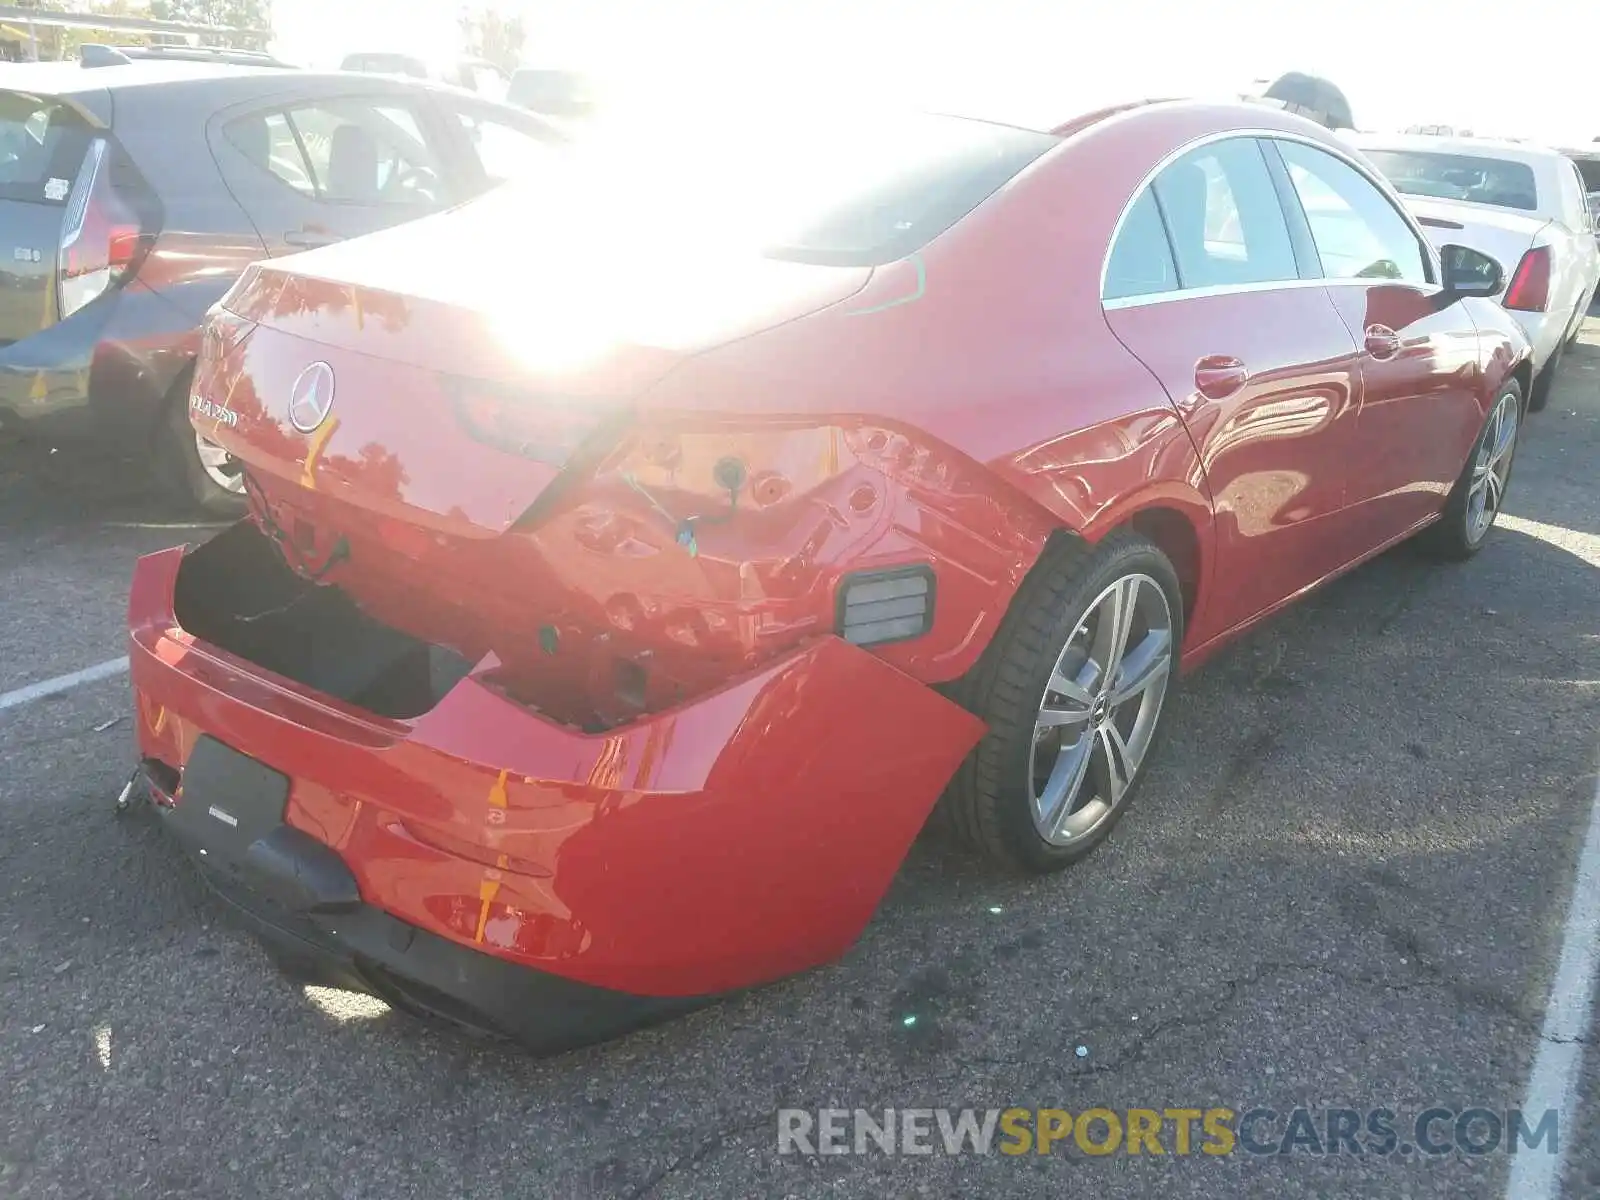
[148,746,706,1052]
[128,524,985,1048]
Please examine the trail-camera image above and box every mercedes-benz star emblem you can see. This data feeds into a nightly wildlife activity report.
[288,361,336,434]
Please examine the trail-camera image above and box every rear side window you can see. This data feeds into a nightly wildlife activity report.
[225,100,448,207]
[1104,189,1178,299]
[450,109,560,186]
[1276,141,1430,284]
[1151,137,1298,289]
[0,94,90,204]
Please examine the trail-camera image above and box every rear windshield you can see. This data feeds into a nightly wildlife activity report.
[1362,149,1541,212]
[470,110,1057,267]
[0,93,90,204]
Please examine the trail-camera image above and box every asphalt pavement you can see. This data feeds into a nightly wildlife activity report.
[1,329,1597,1199]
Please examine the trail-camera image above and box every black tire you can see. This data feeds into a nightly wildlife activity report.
[942,530,1183,873]
[156,381,247,518]
[1567,291,1591,349]
[1419,378,1522,561]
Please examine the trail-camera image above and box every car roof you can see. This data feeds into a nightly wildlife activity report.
[0,60,292,93]
[1035,95,1356,144]
[0,60,481,102]
[1347,131,1565,165]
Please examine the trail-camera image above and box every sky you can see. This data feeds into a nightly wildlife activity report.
[270,0,1600,147]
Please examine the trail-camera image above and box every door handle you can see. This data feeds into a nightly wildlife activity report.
[1364,324,1402,360]
[1194,355,1249,401]
[284,228,341,250]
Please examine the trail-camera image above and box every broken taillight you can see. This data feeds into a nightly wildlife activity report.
[57,138,150,319]
[445,376,622,467]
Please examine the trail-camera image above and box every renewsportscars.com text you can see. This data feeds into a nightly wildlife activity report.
[777,1106,1560,1158]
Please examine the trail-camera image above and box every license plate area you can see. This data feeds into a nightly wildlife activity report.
[169,736,289,863]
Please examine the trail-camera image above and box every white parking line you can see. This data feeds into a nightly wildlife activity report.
[1506,767,1600,1200]
[0,657,129,713]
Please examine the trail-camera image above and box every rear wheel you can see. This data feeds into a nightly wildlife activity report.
[1419,379,1521,561]
[942,531,1182,873]
[156,383,246,517]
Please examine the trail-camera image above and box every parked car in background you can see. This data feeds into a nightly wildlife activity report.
[506,67,596,120]
[135,99,1532,1051]
[340,52,507,101]
[1559,147,1600,245]
[1348,133,1600,408]
[0,61,560,511]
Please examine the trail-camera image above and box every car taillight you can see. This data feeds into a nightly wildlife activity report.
[57,138,147,319]
[446,376,622,467]
[1503,246,1551,312]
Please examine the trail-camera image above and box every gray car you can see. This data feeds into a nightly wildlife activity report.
[0,60,559,511]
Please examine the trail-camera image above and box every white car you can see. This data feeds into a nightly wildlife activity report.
[1345,133,1600,409]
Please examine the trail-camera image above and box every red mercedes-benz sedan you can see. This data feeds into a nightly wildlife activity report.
[126,99,1533,1051]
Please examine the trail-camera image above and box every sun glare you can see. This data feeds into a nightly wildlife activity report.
[303,986,391,1022]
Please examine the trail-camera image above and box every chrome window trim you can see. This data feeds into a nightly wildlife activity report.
[1101,275,1444,311]
[1098,126,1442,306]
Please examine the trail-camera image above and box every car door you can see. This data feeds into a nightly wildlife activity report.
[1102,135,1365,638]
[1269,137,1485,539]
[210,93,461,256]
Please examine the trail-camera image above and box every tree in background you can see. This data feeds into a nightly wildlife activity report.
[458,3,526,72]
[63,0,155,59]
[149,0,272,50]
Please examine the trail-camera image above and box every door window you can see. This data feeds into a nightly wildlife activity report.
[1276,140,1431,284]
[450,110,559,186]
[224,99,448,207]
[1150,137,1298,289]
[1103,188,1178,300]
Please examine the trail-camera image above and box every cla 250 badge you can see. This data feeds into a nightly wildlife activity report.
[190,395,238,428]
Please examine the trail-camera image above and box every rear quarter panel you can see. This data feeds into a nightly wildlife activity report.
[639,106,1291,663]
[1467,296,1537,405]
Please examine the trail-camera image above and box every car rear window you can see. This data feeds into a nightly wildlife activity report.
[1361,149,1541,212]
[469,110,1057,267]
[0,93,95,205]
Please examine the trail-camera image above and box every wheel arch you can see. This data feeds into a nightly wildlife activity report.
[1122,504,1204,628]
[1511,356,1534,409]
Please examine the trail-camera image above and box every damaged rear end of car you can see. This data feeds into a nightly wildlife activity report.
[128,109,1072,1049]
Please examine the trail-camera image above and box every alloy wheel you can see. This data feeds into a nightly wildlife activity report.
[1466,390,1518,544]
[195,432,245,495]
[1030,572,1174,846]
